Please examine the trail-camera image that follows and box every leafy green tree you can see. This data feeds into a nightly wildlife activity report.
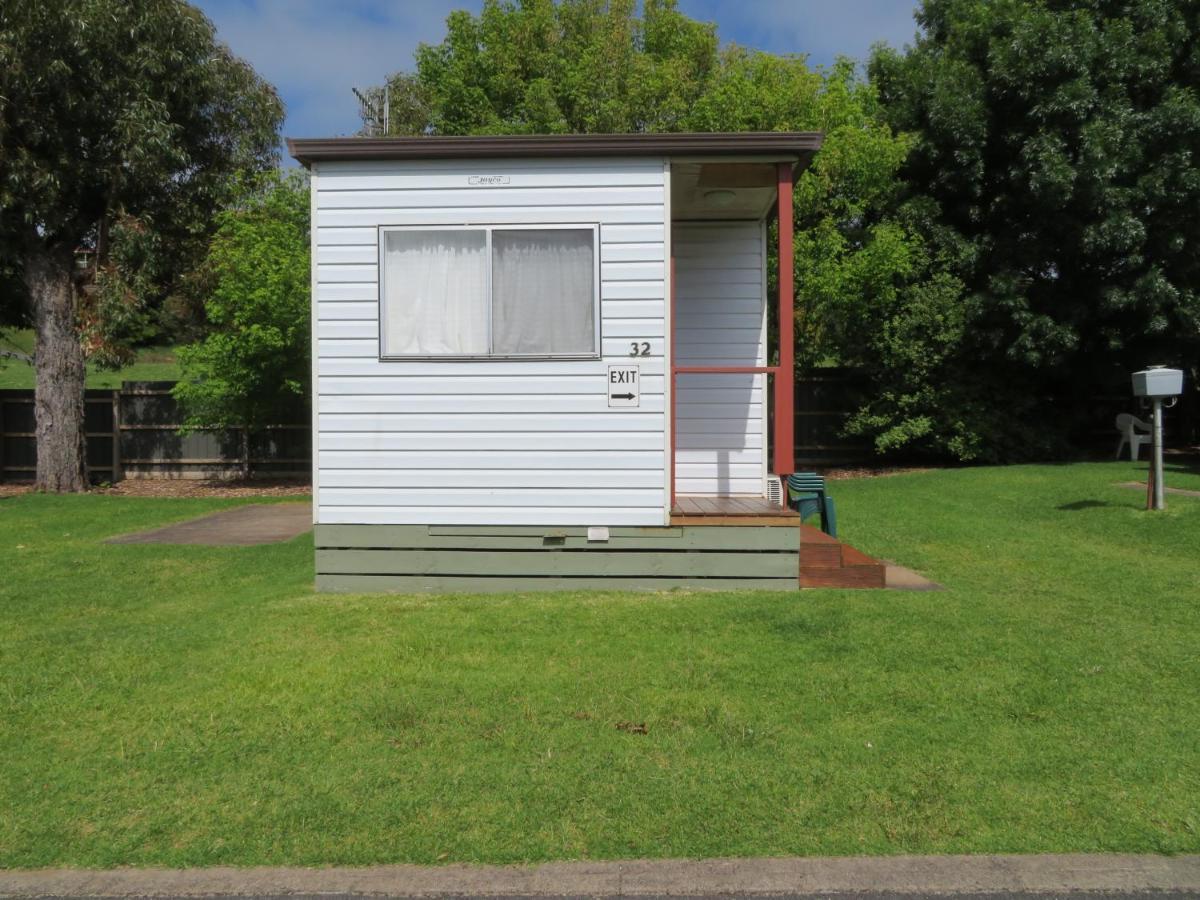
[173,173,311,442]
[392,0,719,135]
[684,53,929,373]
[868,0,1200,458]
[0,0,282,491]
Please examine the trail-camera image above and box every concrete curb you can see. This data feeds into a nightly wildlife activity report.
[2,854,1199,897]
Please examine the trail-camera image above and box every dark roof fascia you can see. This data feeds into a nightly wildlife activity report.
[287,132,823,167]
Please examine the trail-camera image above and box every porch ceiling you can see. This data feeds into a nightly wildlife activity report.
[670,162,779,220]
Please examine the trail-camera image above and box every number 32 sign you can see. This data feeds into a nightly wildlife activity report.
[628,341,651,357]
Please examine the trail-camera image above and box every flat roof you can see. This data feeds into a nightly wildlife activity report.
[287,131,823,166]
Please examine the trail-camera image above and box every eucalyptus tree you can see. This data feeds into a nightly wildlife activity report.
[0,0,282,490]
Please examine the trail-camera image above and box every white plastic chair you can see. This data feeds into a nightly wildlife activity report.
[1115,413,1152,461]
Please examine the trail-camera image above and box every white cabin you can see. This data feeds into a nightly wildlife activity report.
[291,132,822,592]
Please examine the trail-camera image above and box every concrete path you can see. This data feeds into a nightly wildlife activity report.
[106,503,311,546]
[2,854,1198,898]
[885,563,944,591]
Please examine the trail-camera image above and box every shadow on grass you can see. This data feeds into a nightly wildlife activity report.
[1056,499,1119,511]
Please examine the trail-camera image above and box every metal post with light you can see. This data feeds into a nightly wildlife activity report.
[1131,365,1184,510]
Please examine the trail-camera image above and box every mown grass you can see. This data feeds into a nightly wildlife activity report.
[0,329,179,388]
[1,461,1198,867]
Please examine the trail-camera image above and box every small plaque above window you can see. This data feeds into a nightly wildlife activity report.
[468,175,511,186]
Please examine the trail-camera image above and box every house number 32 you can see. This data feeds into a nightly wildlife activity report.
[629,342,651,357]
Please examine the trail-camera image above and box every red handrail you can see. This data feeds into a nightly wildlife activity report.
[669,366,779,507]
[675,366,778,374]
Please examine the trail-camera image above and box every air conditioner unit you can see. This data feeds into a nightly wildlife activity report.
[766,474,784,508]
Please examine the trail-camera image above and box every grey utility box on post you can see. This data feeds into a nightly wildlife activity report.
[1132,365,1184,511]
[1132,366,1183,398]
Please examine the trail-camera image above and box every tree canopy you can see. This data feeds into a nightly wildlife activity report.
[866,0,1200,458]
[386,0,718,136]
[1,0,282,269]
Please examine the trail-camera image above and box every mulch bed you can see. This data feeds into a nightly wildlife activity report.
[822,466,931,481]
[1,479,311,499]
[96,478,311,499]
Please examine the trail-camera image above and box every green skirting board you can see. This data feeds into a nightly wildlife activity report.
[314,524,800,593]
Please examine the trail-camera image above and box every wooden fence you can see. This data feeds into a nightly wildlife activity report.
[7,369,1180,483]
[0,382,309,482]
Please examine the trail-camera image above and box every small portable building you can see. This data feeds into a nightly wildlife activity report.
[289,132,823,592]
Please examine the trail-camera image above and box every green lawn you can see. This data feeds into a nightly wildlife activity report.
[1,461,1198,867]
[0,329,180,388]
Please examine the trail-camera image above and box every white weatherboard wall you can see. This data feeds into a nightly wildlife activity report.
[672,222,768,497]
[314,157,668,526]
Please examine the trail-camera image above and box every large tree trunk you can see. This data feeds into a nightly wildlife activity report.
[24,245,88,492]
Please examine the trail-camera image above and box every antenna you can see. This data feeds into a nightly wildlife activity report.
[352,86,389,136]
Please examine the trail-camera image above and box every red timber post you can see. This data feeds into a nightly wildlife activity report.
[669,254,677,509]
[774,162,795,479]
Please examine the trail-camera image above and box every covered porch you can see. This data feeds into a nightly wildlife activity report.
[664,154,885,589]
[667,157,798,514]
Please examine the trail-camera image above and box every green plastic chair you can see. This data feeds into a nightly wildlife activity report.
[786,472,837,537]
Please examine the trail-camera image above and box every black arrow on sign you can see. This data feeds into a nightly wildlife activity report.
[610,393,635,400]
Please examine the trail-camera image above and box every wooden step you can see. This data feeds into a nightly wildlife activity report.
[800,543,843,568]
[839,544,880,568]
[798,524,842,568]
[798,524,887,589]
[800,563,887,589]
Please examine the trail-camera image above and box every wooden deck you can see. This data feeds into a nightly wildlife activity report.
[670,495,799,526]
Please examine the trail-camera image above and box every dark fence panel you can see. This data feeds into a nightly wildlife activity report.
[789,366,1200,467]
[0,389,120,481]
[0,382,309,483]
[792,367,872,468]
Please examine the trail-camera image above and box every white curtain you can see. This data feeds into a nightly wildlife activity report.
[491,229,595,355]
[382,229,487,355]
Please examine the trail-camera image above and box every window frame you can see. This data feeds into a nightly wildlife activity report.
[377,223,602,361]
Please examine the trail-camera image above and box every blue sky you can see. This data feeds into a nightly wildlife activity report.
[194,0,920,155]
